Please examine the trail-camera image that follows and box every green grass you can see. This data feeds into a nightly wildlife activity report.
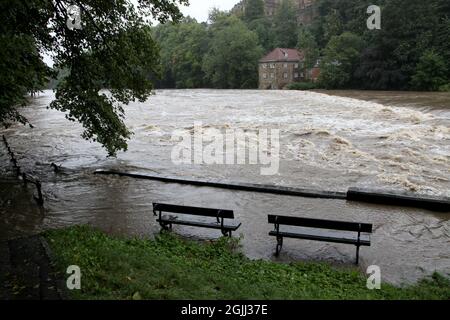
[45,226,450,300]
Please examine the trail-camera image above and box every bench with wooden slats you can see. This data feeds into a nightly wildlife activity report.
[153,203,241,237]
[268,215,373,264]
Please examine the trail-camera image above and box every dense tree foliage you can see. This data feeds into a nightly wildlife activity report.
[153,18,208,88]
[154,13,263,90]
[297,27,319,69]
[1,0,187,155]
[154,0,449,92]
[271,0,299,48]
[243,0,265,22]
[247,17,276,52]
[313,0,450,90]
[410,51,449,91]
[319,32,364,88]
[203,16,263,89]
[1,1,55,126]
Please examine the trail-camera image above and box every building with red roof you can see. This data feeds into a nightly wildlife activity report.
[258,48,320,89]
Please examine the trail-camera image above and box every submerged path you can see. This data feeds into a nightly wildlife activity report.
[95,170,450,212]
[94,169,347,199]
[0,236,65,300]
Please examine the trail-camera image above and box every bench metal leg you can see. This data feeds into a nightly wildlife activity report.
[221,229,232,237]
[355,245,360,265]
[160,222,172,232]
[275,236,283,257]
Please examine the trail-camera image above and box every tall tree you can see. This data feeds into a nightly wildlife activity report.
[0,0,187,156]
[410,51,448,91]
[273,0,299,48]
[323,9,343,44]
[0,0,54,126]
[244,0,265,22]
[313,0,449,91]
[359,0,445,90]
[154,18,209,89]
[203,15,263,89]
[297,27,320,69]
[319,32,364,89]
[247,17,276,52]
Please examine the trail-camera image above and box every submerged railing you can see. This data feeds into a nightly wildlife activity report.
[2,135,44,206]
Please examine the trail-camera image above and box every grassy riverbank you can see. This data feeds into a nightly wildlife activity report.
[45,226,450,300]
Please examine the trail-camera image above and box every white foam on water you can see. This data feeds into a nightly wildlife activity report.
[138,89,449,196]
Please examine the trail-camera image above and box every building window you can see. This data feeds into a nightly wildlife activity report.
[262,64,267,69]
[263,73,267,79]
[270,63,275,69]
[270,73,274,79]
[283,73,288,79]
[300,73,304,78]
[294,73,299,78]
[284,63,288,68]
[294,63,299,68]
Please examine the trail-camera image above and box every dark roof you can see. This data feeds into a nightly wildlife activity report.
[259,48,304,63]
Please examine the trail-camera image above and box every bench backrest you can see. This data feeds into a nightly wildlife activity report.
[268,215,372,233]
[153,203,234,219]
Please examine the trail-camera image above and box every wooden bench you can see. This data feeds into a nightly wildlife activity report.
[153,203,242,237]
[268,215,373,264]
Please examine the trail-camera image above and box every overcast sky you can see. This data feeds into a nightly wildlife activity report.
[180,0,241,22]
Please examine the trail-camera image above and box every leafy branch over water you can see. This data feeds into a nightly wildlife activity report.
[0,0,187,156]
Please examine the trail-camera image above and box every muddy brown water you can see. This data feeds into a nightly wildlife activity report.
[1,89,449,285]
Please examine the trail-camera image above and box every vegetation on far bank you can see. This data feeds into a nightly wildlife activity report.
[45,226,450,300]
[154,0,450,92]
[286,82,319,91]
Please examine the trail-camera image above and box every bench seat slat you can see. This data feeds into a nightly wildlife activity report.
[153,203,234,219]
[158,217,241,231]
[269,230,371,246]
[268,215,372,233]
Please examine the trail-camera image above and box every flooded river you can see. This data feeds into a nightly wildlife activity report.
[1,89,449,284]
